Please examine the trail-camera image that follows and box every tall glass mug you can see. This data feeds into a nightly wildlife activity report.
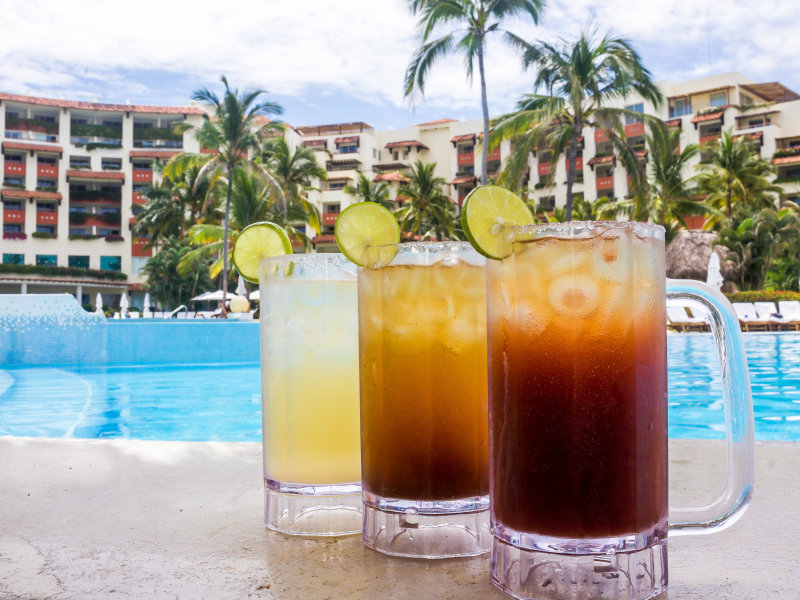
[487,222,754,599]
[259,254,362,536]
[358,242,491,558]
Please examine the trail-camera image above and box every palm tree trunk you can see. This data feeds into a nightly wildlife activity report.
[477,40,489,187]
[726,181,732,218]
[565,134,579,222]
[222,163,233,317]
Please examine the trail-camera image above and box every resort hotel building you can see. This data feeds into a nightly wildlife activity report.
[2,71,800,305]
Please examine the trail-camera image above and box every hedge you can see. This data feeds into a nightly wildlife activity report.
[70,123,122,139]
[5,116,59,134]
[133,126,182,142]
[68,233,101,240]
[0,263,127,281]
[31,232,57,239]
[725,291,800,303]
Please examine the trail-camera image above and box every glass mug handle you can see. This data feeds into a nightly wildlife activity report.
[666,278,755,536]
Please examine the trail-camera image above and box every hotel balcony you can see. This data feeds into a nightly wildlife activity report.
[457,151,474,166]
[563,156,584,171]
[37,164,58,178]
[4,117,59,143]
[487,147,501,162]
[624,122,645,138]
[537,162,551,177]
[594,129,609,143]
[69,190,123,204]
[132,191,147,205]
[3,208,25,223]
[132,237,153,258]
[596,176,614,191]
[36,211,58,226]
[133,169,153,183]
[132,127,183,149]
[322,212,340,226]
[4,161,25,177]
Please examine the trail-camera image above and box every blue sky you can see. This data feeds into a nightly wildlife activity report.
[1,0,798,130]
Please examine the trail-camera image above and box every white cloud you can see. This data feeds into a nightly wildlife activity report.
[0,0,798,126]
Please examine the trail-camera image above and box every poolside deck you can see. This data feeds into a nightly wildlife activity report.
[1,437,797,599]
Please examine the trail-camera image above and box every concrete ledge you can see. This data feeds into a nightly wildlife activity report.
[1,437,797,599]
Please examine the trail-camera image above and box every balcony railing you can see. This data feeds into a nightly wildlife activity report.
[3,209,25,223]
[4,162,25,176]
[699,134,719,145]
[37,164,58,178]
[70,191,122,203]
[132,238,153,257]
[487,147,501,162]
[322,212,340,226]
[537,162,551,176]
[132,191,147,205]
[5,117,59,135]
[596,176,614,190]
[457,151,474,166]
[564,157,584,171]
[133,169,153,183]
[36,212,58,225]
[594,129,609,143]
[624,122,645,138]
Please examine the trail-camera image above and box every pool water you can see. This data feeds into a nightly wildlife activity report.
[0,334,798,441]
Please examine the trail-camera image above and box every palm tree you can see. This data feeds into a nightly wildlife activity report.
[133,179,186,245]
[395,160,456,239]
[141,237,214,309]
[695,130,780,221]
[493,28,662,220]
[344,172,394,208]
[261,137,324,240]
[404,0,545,185]
[166,76,284,309]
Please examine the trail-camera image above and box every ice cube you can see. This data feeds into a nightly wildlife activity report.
[591,237,631,283]
[547,276,601,318]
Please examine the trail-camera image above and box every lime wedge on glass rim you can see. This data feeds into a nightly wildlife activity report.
[335,202,401,267]
[232,221,293,283]
[461,185,535,259]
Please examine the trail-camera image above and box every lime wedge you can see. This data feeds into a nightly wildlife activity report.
[461,185,534,259]
[232,221,292,283]
[335,202,401,267]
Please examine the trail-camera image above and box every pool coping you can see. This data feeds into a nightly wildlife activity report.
[1,437,798,599]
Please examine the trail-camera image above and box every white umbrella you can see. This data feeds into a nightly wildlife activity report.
[94,293,104,315]
[235,275,247,297]
[143,293,151,313]
[119,292,129,316]
[190,290,225,302]
[706,252,723,290]
[249,289,260,301]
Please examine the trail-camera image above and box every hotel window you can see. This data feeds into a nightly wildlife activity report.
[3,200,22,210]
[668,98,691,118]
[132,256,148,275]
[624,103,644,124]
[102,158,122,170]
[327,181,346,190]
[325,203,341,214]
[37,203,57,213]
[70,156,91,169]
[3,224,22,233]
[38,157,57,165]
[37,179,57,188]
[3,253,24,265]
[36,254,57,266]
[3,177,23,186]
[36,225,55,234]
[4,153,23,162]
[710,91,728,108]
[69,228,85,235]
[740,93,754,106]
[538,196,556,210]
[339,144,358,154]
[100,256,122,271]
[35,114,56,123]
[68,255,89,268]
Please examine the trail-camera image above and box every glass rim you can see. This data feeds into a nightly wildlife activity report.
[506,220,665,242]
[361,240,484,269]
[259,252,349,266]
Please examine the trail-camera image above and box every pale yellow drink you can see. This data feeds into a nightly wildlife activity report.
[260,258,360,485]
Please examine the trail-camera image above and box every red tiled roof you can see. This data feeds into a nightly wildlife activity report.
[588,154,615,166]
[0,91,204,114]
[128,150,181,159]
[374,171,409,183]
[451,175,477,185]
[772,154,800,166]
[664,118,682,128]
[691,109,724,124]
[1,188,62,200]
[416,118,457,126]
[2,140,63,154]
[301,139,327,147]
[733,131,764,146]
[451,134,476,143]
[66,169,125,181]
[334,136,359,144]
[385,140,428,150]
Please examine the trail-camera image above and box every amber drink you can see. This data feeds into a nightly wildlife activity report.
[359,242,490,558]
[487,221,755,600]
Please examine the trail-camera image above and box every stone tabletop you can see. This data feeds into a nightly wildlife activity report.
[1,437,797,600]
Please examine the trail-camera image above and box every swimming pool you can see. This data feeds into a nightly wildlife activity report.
[0,333,798,441]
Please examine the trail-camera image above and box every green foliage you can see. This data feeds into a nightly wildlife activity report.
[5,116,58,134]
[493,26,662,220]
[70,123,122,139]
[133,126,183,142]
[0,263,126,281]
[68,211,87,225]
[765,257,800,292]
[395,159,460,241]
[772,147,800,158]
[31,232,57,239]
[141,237,214,309]
[343,172,393,208]
[714,207,800,290]
[68,233,101,240]
[404,0,545,185]
[725,290,800,303]
[36,185,58,192]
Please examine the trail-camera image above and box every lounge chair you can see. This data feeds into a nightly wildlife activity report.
[152,311,165,319]
[185,311,196,319]
[778,301,800,331]
[732,302,772,332]
[667,306,707,332]
[753,301,792,331]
